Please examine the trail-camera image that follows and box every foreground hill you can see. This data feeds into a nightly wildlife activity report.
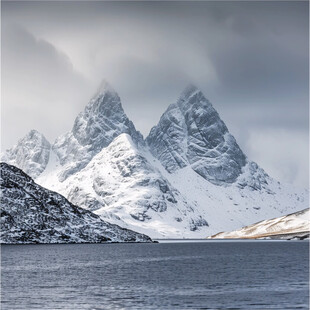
[207,208,309,240]
[0,163,152,244]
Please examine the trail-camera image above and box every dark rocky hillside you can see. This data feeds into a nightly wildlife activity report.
[0,162,152,244]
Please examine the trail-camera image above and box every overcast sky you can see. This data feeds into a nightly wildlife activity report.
[1,1,309,188]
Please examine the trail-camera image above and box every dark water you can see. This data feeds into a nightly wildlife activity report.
[1,241,309,310]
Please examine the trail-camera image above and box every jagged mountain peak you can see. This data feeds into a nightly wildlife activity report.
[53,81,144,181]
[2,129,51,156]
[84,81,123,119]
[69,80,142,145]
[146,86,247,185]
[26,129,46,139]
[10,129,49,144]
[177,84,213,113]
[1,129,51,179]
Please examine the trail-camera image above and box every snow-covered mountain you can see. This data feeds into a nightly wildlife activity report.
[39,133,211,237]
[207,208,309,240]
[2,82,308,238]
[146,86,272,191]
[53,81,144,181]
[0,162,152,244]
[146,85,247,185]
[1,130,51,179]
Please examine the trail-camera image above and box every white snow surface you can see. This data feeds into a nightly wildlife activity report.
[207,208,309,239]
[37,132,308,239]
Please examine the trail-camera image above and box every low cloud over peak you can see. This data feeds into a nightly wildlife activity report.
[1,1,308,187]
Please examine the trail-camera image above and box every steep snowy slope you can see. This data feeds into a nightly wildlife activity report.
[159,163,307,238]
[207,208,309,239]
[38,138,307,239]
[53,81,143,181]
[39,134,209,238]
[1,130,51,179]
[39,137,307,238]
[0,163,152,244]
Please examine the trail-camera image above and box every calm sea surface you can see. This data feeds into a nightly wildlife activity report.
[1,241,309,310]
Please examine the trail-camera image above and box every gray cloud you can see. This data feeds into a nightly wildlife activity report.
[245,128,309,188]
[1,24,92,148]
[1,1,308,187]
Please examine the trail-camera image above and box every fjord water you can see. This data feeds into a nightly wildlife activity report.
[1,242,309,310]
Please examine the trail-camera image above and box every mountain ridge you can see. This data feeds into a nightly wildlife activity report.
[146,85,248,185]
[53,81,144,181]
[1,82,308,238]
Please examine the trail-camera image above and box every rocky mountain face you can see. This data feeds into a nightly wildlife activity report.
[53,82,144,181]
[207,208,309,240]
[0,163,152,244]
[146,85,247,185]
[2,82,308,238]
[1,130,51,179]
[42,133,209,237]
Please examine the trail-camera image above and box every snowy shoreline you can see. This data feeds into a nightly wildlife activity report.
[154,238,309,243]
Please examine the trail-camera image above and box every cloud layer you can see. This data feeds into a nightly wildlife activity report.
[1,1,308,187]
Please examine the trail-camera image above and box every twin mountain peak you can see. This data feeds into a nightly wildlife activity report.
[1,82,307,238]
[3,83,246,184]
